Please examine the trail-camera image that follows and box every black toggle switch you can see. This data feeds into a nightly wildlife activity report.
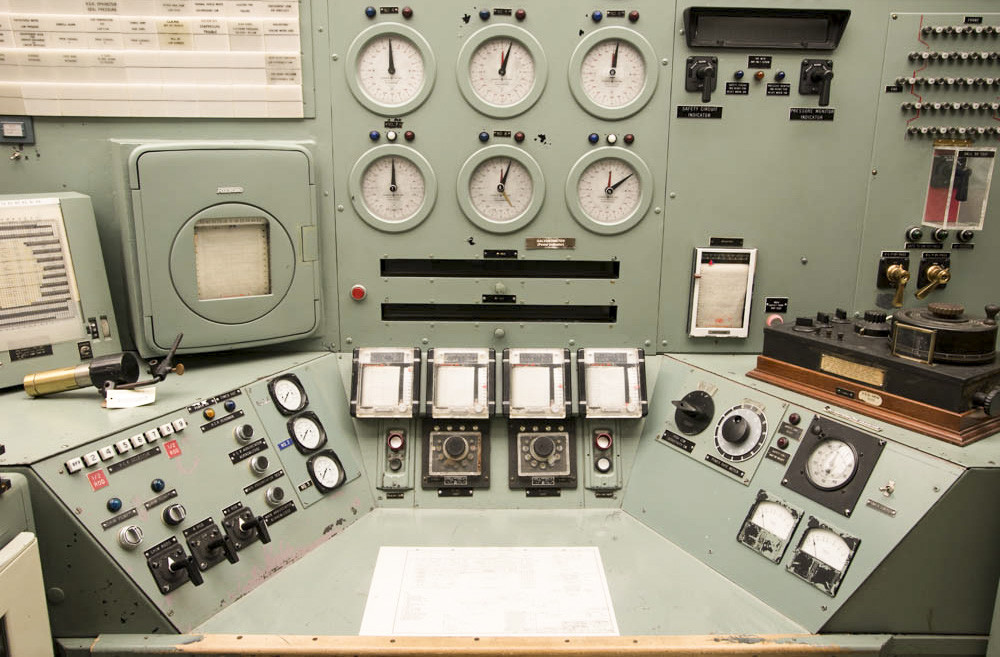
[799,59,834,107]
[686,56,718,103]
[207,534,240,564]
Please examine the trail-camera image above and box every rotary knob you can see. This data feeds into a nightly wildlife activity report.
[928,302,964,319]
[443,435,469,460]
[973,387,1000,417]
[720,415,749,444]
[118,524,144,550]
[162,503,187,526]
[530,435,555,460]
[863,310,887,324]
[234,424,255,442]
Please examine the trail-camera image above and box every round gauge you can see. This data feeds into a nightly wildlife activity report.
[457,145,545,233]
[268,374,307,415]
[350,145,437,232]
[306,450,346,493]
[750,500,799,542]
[287,411,327,454]
[569,27,658,119]
[566,147,653,235]
[457,25,547,117]
[714,404,768,462]
[799,526,852,571]
[346,24,436,115]
[805,439,858,491]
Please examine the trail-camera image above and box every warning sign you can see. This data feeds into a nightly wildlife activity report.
[164,440,182,459]
[88,470,109,491]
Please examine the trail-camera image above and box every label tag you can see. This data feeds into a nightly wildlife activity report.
[105,387,156,409]
[726,82,749,95]
[88,470,109,491]
[164,440,182,459]
[765,297,789,313]
[677,105,723,119]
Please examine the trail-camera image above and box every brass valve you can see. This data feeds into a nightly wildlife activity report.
[915,264,951,299]
[886,264,910,308]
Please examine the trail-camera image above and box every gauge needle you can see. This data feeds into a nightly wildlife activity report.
[610,40,619,75]
[498,41,512,76]
[389,158,398,193]
[387,38,396,75]
[605,172,634,195]
[498,160,513,206]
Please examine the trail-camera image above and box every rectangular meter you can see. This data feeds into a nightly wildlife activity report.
[350,347,421,418]
[577,348,647,419]
[502,348,572,419]
[689,247,757,339]
[427,348,495,419]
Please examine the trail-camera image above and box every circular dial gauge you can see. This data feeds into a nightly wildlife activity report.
[714,404,768,462]
[347,25,435,114]
[268,375,307,415]
[288,412,327,453]
[457,145,544,233]
[361,155,426,223]
[750,500,798,541]
[800,527,852,571]
[568,27,658,119]
[468,38,536,107]
[470,156,533,222]
[577,158,641,226]
[307,450,346,492]
[805,439,858,490]
[579,38,646,109]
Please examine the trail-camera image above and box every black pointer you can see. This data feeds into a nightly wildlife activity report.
[498,41,513,76]
[387,38,396,75]
[389,158,398,193]
[611,40,619,71]
[605,172,633,195]
[497,159,512,192]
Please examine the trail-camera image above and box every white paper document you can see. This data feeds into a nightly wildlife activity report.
[361,546,619,636]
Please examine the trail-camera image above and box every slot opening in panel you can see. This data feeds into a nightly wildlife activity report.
[380,259,620,279]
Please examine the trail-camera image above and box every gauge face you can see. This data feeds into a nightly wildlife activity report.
[361,155,426,223]
[469,156,534,223]
[307,450,346,492]
[268,375,307,415]
[805,439,858,490]
[576,158,641,226]
[799,527,852,571]
[289,412,327,453]
[750,500,798,541]
[579,38,646,109]
[468,38,536,107]
[356,34,425,106]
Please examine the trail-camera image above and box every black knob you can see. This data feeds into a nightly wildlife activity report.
[721,415,749,444]
[816,311,831,325]
[162,503,186,526]
[168,554,203,586]
[985,304,1000,323]
[864,310,887,324]
[443,435,468,459]
[973,388,1000,416]
[239,514,272,545]
[531,435,555,458]
[207,534,239,565]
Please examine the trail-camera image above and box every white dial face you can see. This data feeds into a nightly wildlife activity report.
[361,156,426,223]
[292,416,324,451]
[310,453,344,491]
[750,501,798,541]
[356,35,425,106]
[272,378,304,412]
[805,439,858,490]
[800,527,852,571]
[576,158,641,225]
[469,156,534,223]
[580,39,646,108]
[468,38,536,107]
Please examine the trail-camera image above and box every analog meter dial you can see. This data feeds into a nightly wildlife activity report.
[458,25,547,117]
[350,145,437,232]
[268,374,307,415]
[288,412,327,454]
[805,439,858,490]
[738,492,802,563]
[457,145,545,233]
[799,526,852,571]
[787,518,860,597]
[347,24,436,114]
[566,147,652,234]
[306,450,346,493]
[569,27,658,119]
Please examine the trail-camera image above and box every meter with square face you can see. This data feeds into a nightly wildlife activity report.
[351,347,419,418]
[505,348,570,419]
[578,348,647,418]
[429,348,494,419]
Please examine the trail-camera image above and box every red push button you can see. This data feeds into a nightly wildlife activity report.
[351,285,367,301]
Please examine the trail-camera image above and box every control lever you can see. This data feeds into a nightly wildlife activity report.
[206,533,240,564]
[239,514,272,544]
[167,554,203,586]
[886,264,911,308]
[915,265,950,299]
[799,59,834,107]
[685,56,718,103]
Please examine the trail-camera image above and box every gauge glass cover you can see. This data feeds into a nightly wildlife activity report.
[291,415,325,451]
[271,377,306,413]
[750,500,797,541]
[469,156,534,223]
[580,39,646,109]
[576,158,641,225]
[468,38,536,107]
[357,35,425,106]
[308,452,345,492]
[361,155,426,223]
[800,527,851,571]
[805,439,858,490]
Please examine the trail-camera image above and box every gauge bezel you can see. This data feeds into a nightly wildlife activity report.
[565,147,653,235]
[267,374,308,415]
[804,438,858,491]
[457,24,548,118]
[306,449,347,492]
[287,411,328,454]
[349,145,438,232]
[568,27,658,120]
[345,23,437,115]
[457,145,545,233]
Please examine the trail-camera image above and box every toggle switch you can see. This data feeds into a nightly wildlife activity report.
[799,59,834,107]
[686,56,718,103]
[886,264,911,308]
[915,264,951,299]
